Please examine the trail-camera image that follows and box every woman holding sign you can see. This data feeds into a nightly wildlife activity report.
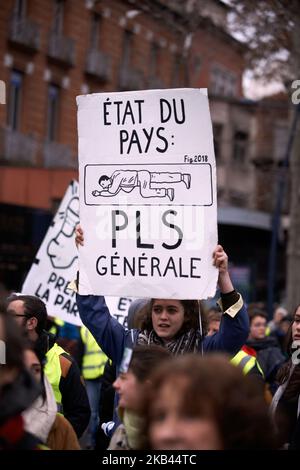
[75,226,249,364]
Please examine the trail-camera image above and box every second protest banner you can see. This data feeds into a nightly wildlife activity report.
[77,88,218,299]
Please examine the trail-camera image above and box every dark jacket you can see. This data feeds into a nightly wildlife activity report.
[76,292,249,367]
[275,362,300,449]
[246,336,286,388]
[290,412,300,450]
[0,369,44,450]
[59,352,91,437]
[39,333,91,438]
[96,361,117,451]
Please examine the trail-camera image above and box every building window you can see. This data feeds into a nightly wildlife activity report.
[225,73,236,97]
[90,13,101,50]
[122,30,133,69]
[213,123,223,160]
[193,55,202,76]
[14,0,26,18]
[150,42,159,77]
[172,54,181,87]
[47,84,60,141]
[233,130,248,165]
[53,0,64,34]
[273,122,289,164]
[7,70,23,130]
[210,66,237,97]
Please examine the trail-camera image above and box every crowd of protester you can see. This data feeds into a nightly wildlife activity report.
[0,227,299,450]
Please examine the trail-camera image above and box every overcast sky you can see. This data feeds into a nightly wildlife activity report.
[243,73,285,100]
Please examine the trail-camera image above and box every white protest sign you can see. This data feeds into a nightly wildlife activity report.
[77,88,218,299]
[22,181,81,324]
[22,180,134,326]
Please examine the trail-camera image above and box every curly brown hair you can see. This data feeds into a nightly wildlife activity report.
[139,299,207,337]
[142,354,277,450]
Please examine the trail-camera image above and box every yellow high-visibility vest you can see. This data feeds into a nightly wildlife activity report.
[80,326,108,380]
[231,350,264,377]
[45,343,66,405]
